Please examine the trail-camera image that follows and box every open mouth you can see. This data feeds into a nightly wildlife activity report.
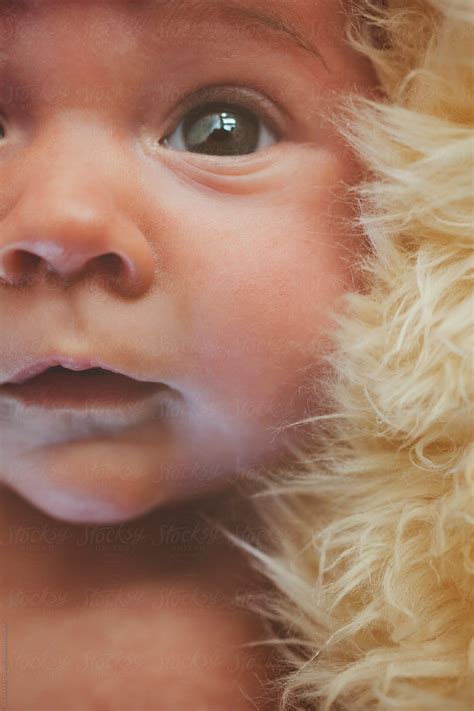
[0,365,169,409]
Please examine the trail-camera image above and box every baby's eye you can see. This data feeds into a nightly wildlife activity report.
[161,102,277,157]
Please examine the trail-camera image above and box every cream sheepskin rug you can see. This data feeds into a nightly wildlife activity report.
[229,1,473,709]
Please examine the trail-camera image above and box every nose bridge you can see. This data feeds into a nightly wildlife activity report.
[0,115,156,295]
[24,123,118,242]
[30,114,124,204]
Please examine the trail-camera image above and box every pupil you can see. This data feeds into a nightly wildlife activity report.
[183,104,259,156]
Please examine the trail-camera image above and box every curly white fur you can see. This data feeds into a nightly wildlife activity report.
[229,1,474,708]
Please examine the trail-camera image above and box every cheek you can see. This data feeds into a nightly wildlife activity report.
[170,150,361,427]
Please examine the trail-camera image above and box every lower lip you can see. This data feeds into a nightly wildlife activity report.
[0,367,170,410]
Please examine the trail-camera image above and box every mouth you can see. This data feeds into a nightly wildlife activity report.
[0,365,170,410]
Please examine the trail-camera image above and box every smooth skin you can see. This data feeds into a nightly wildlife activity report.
[0,1,378,708]
[0,0,377,523]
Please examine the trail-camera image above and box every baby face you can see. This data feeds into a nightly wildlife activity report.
[0,0,377,523]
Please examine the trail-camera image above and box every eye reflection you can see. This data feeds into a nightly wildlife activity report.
[163,102,276,156]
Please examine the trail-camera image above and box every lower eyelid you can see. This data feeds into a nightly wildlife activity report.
[156,139,282,175]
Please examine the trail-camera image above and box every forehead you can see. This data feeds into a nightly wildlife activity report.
[0,0,343,43]
[0,0,337,85]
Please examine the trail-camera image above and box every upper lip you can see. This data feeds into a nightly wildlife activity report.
[2,356,151,386]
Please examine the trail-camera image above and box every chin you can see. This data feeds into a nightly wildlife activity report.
[7,483,157,526]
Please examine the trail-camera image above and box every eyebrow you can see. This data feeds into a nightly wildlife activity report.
[217,2,329,72]
[155,0,330,72]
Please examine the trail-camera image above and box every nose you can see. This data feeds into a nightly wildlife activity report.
[0,125,155,296]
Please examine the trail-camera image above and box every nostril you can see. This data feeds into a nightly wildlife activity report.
[94,252,123,271]
[1,248,128,288]
[85,252,128,288]
[4,250,44,283]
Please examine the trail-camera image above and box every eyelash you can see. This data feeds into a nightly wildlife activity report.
[159,84,285,145]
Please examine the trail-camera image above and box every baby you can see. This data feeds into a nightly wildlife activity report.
[0,1,379,708]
